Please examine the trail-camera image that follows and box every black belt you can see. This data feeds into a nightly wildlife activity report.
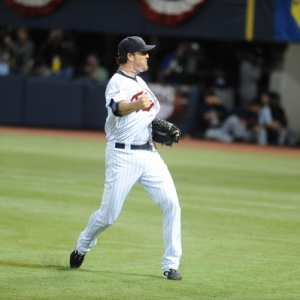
[115,142,152,150]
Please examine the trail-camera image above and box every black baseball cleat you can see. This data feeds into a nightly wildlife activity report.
[163,269,182,280]
[70,249,85,268]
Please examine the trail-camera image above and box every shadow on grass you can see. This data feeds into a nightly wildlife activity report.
[59,267,162,279]
[0,259,161,278]
[0,259,68,270]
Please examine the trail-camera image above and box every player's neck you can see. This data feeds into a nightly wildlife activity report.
[118,66,139,78]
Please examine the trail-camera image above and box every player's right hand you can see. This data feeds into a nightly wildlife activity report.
[137,92,152,110]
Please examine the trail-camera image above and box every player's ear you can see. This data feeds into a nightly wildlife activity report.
[127,53,135,62]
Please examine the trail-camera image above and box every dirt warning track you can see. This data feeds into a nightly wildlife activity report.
[0,126,299,157]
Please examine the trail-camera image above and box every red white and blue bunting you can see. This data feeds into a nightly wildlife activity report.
[4,0,66,17]
[139,0,208,26]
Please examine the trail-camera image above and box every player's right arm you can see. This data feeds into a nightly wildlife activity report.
[117,92,152,116]
[106,80,152,117]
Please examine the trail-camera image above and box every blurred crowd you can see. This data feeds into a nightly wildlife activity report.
[0,26,109,82]
[0,26,298,146]
[193,90,298,147]
[167,43,298,147]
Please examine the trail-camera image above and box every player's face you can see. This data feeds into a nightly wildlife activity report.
[132,51,149,72]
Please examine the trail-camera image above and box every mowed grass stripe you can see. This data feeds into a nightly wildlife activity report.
[1,178,297,211]
[0,173,77,184]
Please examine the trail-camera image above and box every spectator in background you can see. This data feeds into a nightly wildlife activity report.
[204,101,261,143]
[38,27,77,79]
[257,92,275,145]
[198,91,228,138]
[26,55,52,78]
[0,48,9,76]
[258,92,298,146]
[79,53,109,82]
[182,42,206,85]
[257,92,274,145]
[3,27,34,74]
[268,92,288,145]
[207,67,235,111]
[238,54,264,105]
[256,91,297,146]
[158,43,186,84]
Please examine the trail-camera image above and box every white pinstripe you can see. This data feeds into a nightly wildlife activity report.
[75,72,182,271]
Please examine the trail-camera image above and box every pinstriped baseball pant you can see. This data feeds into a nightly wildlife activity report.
[76,143,182,271]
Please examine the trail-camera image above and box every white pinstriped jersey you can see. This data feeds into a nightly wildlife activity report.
[105,71,160,144]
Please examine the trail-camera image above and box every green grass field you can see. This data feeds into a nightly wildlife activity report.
[0,132,299,300]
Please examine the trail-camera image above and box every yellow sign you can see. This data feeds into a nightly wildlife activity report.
[291,0,300,27]
[246,0,256,41]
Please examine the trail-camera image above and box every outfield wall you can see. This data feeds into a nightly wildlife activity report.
[0,75,199,132]
[0,75,107,130]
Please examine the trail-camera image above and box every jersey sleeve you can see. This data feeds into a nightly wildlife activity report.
[105,81,128,107]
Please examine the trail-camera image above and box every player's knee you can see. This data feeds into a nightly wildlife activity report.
[99,215,117,227]
[164,199,181,214]
[96,218,115,228]
[93,209,118,227]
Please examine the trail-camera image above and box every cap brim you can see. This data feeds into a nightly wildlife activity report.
[138,45,156,52]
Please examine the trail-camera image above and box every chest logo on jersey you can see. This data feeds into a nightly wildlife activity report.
[131,91,154,112]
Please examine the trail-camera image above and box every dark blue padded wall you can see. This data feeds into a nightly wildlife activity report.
[0,76,196,130]
[0,75,25,125]
[24,78,85,128]
[84,82,107,130]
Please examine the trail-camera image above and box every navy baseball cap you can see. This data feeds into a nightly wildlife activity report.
[118,36,156,55]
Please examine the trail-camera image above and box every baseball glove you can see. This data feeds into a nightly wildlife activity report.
[152,118,181,146]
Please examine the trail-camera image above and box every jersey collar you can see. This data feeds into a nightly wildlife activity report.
[116,70,137,82]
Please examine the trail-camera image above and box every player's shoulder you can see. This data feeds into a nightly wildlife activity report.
[106,73,132,98]
[107,73,126,88]
[108,72,122,83]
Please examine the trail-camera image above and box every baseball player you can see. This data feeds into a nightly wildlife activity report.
[69,36,182,280]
